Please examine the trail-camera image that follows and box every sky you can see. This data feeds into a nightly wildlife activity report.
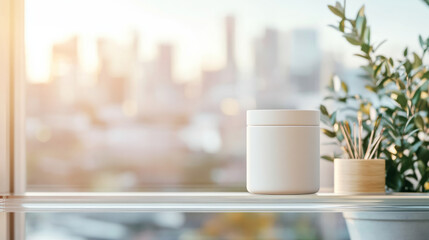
[25,0,429,83]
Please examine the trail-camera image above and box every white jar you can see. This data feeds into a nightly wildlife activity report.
[247,110,320,194]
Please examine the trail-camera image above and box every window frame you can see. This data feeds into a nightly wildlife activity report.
[0,0,26,196]
[0,0,11,196]
[1,0,26,238]
[10,0,26,196]
[0,1,11,238]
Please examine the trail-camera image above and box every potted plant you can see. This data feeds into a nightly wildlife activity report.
[333,115,385,194]
[321,1,429,239]
[321,2,429,192]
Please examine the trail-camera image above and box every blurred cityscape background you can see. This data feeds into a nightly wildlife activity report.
[25,0,428,192]
[26,15,338,191]
[23,0,428,239]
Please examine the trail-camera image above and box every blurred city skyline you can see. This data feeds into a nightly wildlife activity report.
[25,0,429,83]
[24,0,429,191]
[26,12,329,191]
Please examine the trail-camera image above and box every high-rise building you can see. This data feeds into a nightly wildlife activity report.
[225,15,237,81]
[254,28,283,89]
[146,43,188,114]
[50,36,79,105]
[126,32,145,115]
[96,38,126,104]
[289,29,321,93]
[157,44,173,84]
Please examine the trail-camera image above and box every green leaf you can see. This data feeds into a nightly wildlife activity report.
[360,17,367,39]
[321,114,332,126]
[419,170,429,192]
[354,53,371,60]
[322,128,336,138]
[321,155,334,161]
[382,116,399,137]
[413,78,428,93]
[355,15,364,33]
[330,111,337,125]
[357,5,365,17]
[400,158,413,174]
[404,115,415,130]
[396,79,406,90]
[415,115,425,130]
[328,5,344,18]
[365,85,376,92]
[416,99,429,112]
[344,34,362,46]
[341,81,349,93]
[417,147,429,163]
[384,62,391,75]
[404,47,408,57]
[374,39,387,52]
[376,76,390,87]
[411,66,428,79]
[364,27,371,45]
[320,105,329,116]
[328,24,339,31]
[386,160,403,191]
[412,87,422,105]
[413,53,422,68]
[410,141,423,156]
[395,94,407,109]
[417,160,426,176]
[339,19,345,32]
[404,60,412,74]
[361,44,371,54]
[373,61,384,77]
[419,35,425,48]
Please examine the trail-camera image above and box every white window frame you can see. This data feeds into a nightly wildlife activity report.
[1,0,26,239]
[0,0,12,236]
[0,0,26,196]
[0,0,11,197]
[11,0,26,196]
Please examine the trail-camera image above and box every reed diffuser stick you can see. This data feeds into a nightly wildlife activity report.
[340,123,355,158]
[367,129,385,159]
[358,114,363,159]
[353,123,358,158]
[341,115,384,160]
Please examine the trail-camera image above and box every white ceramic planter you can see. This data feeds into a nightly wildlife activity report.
[246,110,320,194]
[334,159,385,194]
[344,212,429,240]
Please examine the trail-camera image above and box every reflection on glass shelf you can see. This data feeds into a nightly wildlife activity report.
[25,212,349,240]
[3,192,429,212]
[4,193,429,239]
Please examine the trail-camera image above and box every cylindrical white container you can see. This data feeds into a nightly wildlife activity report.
[247,110,320,194]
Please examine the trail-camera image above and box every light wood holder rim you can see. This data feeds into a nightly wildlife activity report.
[334,158,385,194]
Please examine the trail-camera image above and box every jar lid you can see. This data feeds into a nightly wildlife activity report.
[247,109,319,126]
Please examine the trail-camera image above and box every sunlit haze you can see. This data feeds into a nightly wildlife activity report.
[25,0,429,192]
[25,0,428,83]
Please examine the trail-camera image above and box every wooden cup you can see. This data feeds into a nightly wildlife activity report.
[334,159,385,194]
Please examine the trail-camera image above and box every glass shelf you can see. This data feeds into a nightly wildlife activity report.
[2,192,429,213]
